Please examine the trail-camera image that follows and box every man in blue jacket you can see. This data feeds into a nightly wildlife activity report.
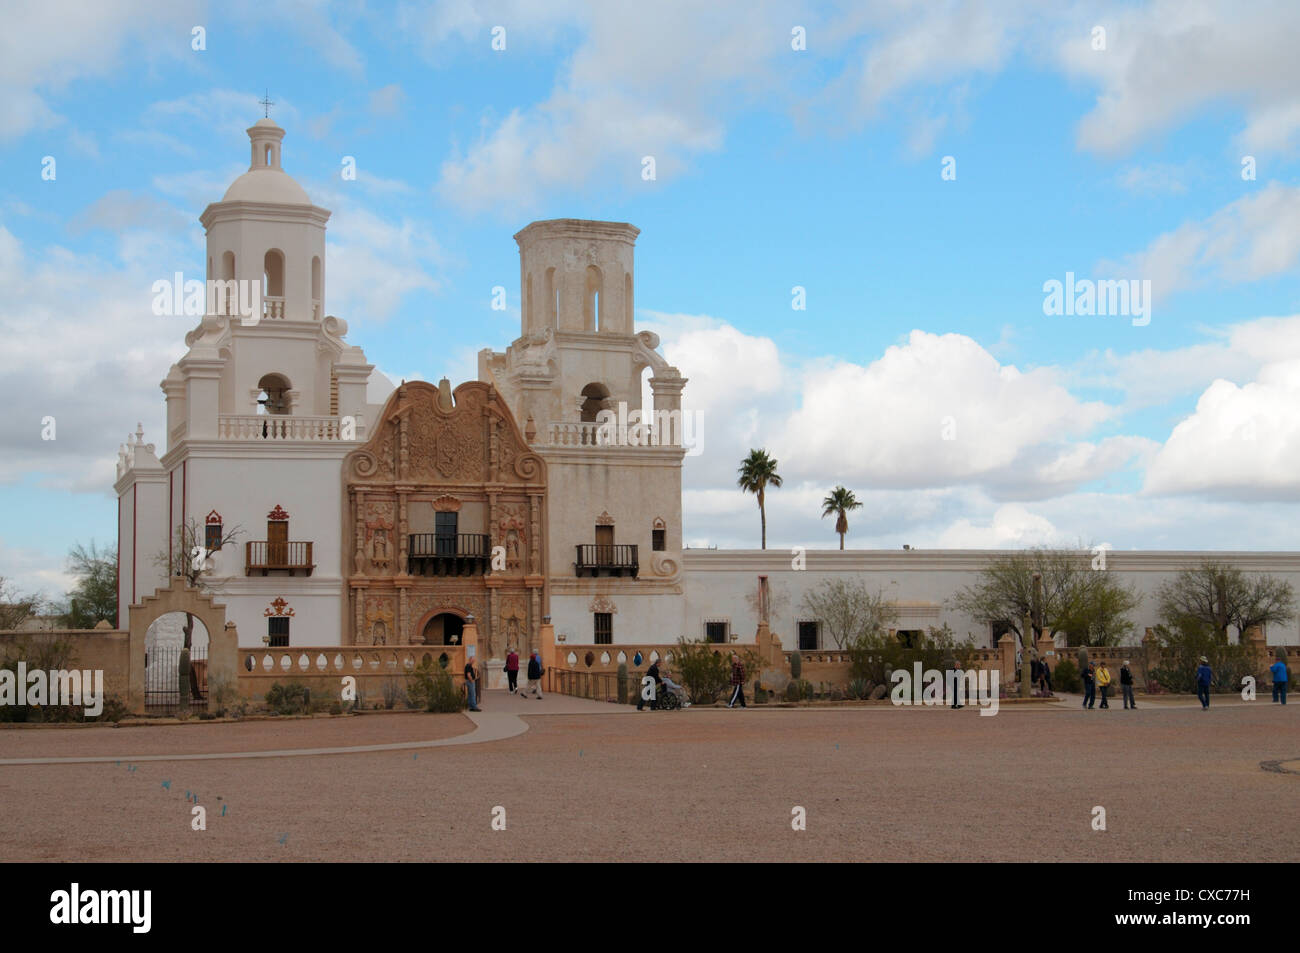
[1195,656,1212,709]
[1081,661,1096,709]
[1270,654,1290,705]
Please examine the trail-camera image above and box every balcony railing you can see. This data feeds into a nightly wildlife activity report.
[264,295,285,320]
[246,540,314,576]
[408,533,492,576]
[576,543,638,578]
[217,415,356,441]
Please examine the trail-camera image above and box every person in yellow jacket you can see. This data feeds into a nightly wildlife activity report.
[1096,661,1113,709]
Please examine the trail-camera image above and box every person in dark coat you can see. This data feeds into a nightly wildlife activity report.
[522,649,544,699]
[727,653,747,708]
[1082,661,1096,709]
[1120,660,1137,709]
[637,658,662,711]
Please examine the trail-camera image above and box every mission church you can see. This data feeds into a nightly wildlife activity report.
[113,119,1300,676]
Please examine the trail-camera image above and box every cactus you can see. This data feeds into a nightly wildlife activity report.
[790,651,802,680]
[617,662,629,705]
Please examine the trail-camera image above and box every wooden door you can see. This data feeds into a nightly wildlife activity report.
[595,525,614,566]
[268,521,288,566]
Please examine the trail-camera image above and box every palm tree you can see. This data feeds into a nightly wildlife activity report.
[737,449,782,549]
[821,486,862,550]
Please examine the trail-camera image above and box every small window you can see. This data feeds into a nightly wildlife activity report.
[268,616,290,647]
[594,613,612,644]
[652,528,666,551]
[798,620,818,651]
[205,516,223,554]
[705,621,728,644]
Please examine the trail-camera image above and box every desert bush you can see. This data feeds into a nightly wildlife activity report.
[1148,622,1262,694]
[848,624,976,686]
[673,639,763,705]
[0,635,129,723]
[381,676,406,710]
[1051,658,1082,693]
[789,651,802,680]
[264,681,310,715]
[784,681,801,702]
[407,659,465,713]
[847,678,871,700]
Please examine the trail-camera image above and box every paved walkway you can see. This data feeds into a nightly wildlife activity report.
[0,690,630,766]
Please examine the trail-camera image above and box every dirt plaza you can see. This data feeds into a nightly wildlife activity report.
[0,692,1295,863]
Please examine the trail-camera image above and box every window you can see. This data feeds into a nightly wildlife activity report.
[652,528,666,551]
[435,511,458,556]
[268,616,290,647]
[705,621,728,644]
[205,511,223,554]
[798,620,818,651]
[594,613,612,644]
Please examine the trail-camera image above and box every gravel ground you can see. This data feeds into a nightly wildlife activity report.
[0,700,1295,862]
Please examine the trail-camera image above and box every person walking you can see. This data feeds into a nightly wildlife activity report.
[1120,660,1137,709]
[637,657,661,711]
[463,655,482,712]
[522,649,544,699]
[1082,661,1096,709]
[505,647,520,694]
[727,652,747,708]
[1096,661,1112,709]
[1270,654,1290,705]
[1195,655,1212,709]
[1042,658,1054,696]
[1030,657,1043,696]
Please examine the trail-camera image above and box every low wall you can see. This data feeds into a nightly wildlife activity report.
[235,644,468,705]
[0,628,133,702]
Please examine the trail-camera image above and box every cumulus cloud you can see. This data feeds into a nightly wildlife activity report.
[1143,359,1300,500]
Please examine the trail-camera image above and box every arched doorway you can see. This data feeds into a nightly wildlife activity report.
[143,612,210,712]
[421,612,465,646]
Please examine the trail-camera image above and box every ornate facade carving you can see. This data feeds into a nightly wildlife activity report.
[342,380,547,652]
[588,595,618,614]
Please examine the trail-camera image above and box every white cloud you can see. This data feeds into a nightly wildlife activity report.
[1057,0,1300,156]
[1100,184,1300,301]
[1143,359,1300,500]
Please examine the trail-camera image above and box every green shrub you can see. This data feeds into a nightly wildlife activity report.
[1148,622,1261,694]
[754,680,767,704]
[380,676,406,710]
[847,678,871,700]
[784,682,802,702]
[406,659,466,713]
[1052,659,1082,693]
[789,651,802,680]
[208,672,240,717]
[264,681,310,715]
[674,639,763,705]
[848,623,976,687]
[801,679,814,701]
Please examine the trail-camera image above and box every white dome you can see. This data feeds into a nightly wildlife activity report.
[222,168,312,205]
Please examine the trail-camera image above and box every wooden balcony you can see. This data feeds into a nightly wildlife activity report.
[576,543,638,578]
[246,541,314,576]
[408,533,492,576]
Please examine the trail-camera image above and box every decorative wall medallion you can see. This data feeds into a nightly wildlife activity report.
[588,595,617,614]
[267,504,290,521]
[595,510,615,526]
[264,597,295,617]
[432,495,462,512]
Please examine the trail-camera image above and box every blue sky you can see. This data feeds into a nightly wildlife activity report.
[3,0,1300,600]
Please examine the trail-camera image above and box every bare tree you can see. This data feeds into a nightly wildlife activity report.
[798,578,898,649]
[1156,560,1295,643]
[0,577,46,631]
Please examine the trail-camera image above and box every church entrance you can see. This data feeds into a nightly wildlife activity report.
[422,612,465,646]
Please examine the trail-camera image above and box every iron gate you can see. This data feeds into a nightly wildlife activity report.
[144,643,209,713]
